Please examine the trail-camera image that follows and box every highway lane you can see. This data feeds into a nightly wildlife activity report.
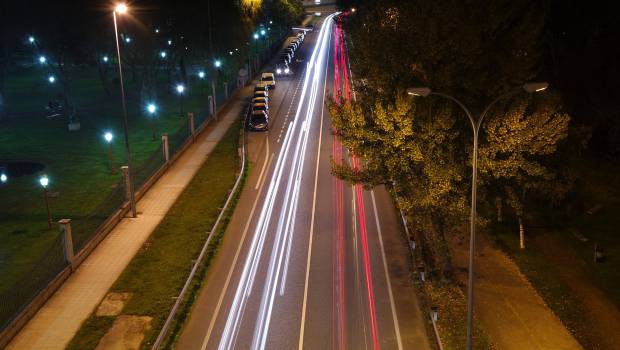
[177,11,431,350]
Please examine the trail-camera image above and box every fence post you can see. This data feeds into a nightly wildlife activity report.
[211,81,218,121]
[121,166,131,206]
[188,112,195,141]
[224,82,228,100]
[208,95,214,119]
[161,134,170,163]
[59,219,76,270]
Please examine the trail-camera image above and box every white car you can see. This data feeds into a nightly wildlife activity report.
[261,73,276,89]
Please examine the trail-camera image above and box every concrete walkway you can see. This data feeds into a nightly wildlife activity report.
[450,233,583,350]
[7,92,248,350]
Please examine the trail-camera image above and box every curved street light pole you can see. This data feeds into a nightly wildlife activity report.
[408,83,547,350]
[113,6,137,218]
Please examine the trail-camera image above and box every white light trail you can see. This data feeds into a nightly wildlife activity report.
[217,12,339,350]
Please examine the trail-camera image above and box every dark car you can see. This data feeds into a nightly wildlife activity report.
[249,110,269,131]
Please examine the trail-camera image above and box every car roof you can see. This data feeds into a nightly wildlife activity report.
[252,110,267,115]
[262,72,275,77]
[253,103,267,107]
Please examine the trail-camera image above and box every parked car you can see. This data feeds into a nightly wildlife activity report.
[254,82,270,94]
[252,102,268,112]
[252,96,269,105]
[249,110,269,131]
[261,72,276,89]
[279,53,292,64]
[253,90,269,100]
[284,48,295,58]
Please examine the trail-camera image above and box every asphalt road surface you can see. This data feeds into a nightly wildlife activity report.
[177,11,431,350]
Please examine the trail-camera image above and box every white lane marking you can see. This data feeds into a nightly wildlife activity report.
[218,14,339,350]
[200,147,271,350]
[255,141,271,189]
[297,18,332,350]
[370,190,404,350]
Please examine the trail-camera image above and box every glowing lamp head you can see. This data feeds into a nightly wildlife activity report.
[104,132,113,143]
[269,20,273,24]
[48,75,56,83]
[115,3,128,14]
[260,29,266,36]
[160,51,167,58]
[28,36,35,43]
[229,51,233,55]
[103,55,109,62]
[167,40,172,45]
[147,103,157,114]
[351,7,356,12]
[0,173,7,183]
[38,56,46,64]
[176,84,185,94]
[253,33,259,40]
[125,36,131,43]
[198,71,205,79]
[155,28,160,33]
[214,60,222,68]
[39,175,49,188]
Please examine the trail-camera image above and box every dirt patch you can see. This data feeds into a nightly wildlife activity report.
[532,233,620,350]
[96,292,131,317]
[95,315,152,350]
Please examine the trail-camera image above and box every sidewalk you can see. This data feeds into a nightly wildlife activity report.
[450,233,583,350]
[6,90,249,350]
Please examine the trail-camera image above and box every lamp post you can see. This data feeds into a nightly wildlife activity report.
[112,2,137,218]
[39,175,52,229]
[407,82,548,350]
[212,60,221,118]
[147,103,158,139]
[176,84,185,117]
[104,131,116,174]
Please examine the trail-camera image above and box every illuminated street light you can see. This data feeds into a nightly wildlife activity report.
[176,84,186,117]
[115,3,128,14]
[125,36,131,43]
[214,60,222,68]
[269,20,273,24]
[38,55,47,64]
[160,51,167,58]
[351,7,356,13]
[229,51,233,55]
[104,131,116,174]
[147,103,157,114]
[112,2,137,217]
[39,175,52,229]
[168,40,172,45]
[155,28,160,33]
[48,75,56,83]
[254,33,259,40]
[28,36,35,44]
[198,71,206,79]
[103,55,109,62]
[147,103,158,139]
[0,173,7,183]
[260,29,266,36]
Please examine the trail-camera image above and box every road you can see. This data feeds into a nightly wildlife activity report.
[177,12,431,350]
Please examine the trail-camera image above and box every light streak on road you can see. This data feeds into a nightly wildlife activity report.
[217,12,339,350]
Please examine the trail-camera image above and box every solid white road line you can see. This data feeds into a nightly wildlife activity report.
[370,190,404,350]
[255,140,270,189]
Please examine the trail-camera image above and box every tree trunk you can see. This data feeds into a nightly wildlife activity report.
[518,216,525,249]
[496,197,503,222]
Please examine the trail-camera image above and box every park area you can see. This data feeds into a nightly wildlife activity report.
[0,62,240,331]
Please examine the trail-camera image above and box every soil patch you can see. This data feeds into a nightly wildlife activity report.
[95,315,152,350]
[96,293,131,317]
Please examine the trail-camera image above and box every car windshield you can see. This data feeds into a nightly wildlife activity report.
[251,115,267,124]
[262,77,274,81]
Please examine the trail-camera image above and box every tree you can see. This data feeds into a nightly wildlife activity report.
[478,94,570,248]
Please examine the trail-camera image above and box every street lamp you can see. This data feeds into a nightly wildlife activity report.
[260,29,266,36]
[214,60,222,68]
[198,71,205,79]
[176,84,185,117]
[160,51,167,58]
[167,40,172,46]
[1,173,7,183]
[39,175,52,229]
[407,81,548,350]
[103,55,109,63]
[38,55,47,64]
[48,75,56,83]
[104,131,116,174]
[253,33,259,40]
[112,2,137,218]
[147,103,158,139]
[28,36,35,44]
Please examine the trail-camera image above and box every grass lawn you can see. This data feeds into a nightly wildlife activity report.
[67,118,243,350]
[0,66,227,330]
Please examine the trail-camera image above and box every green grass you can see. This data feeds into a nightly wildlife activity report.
[425,282,494,350]
[0,67,224,329]
[66,118,243,350]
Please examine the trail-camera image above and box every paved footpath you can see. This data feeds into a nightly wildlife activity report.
[451,233,583,350]
[7,89,249,350]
